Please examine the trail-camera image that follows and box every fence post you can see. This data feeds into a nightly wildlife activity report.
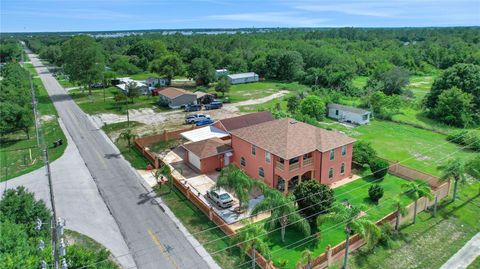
[326,244,332,267]
[208,207,213,221]
[154,157,159,169]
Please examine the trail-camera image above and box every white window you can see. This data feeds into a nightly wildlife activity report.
[240,157,246,167]
[342,145,347,156]
[330,149,335,160]
[341,163,345,174]
[258,167,264,177]
[265,151,271,163]
[251,145,256,156]
[329,168,334,179]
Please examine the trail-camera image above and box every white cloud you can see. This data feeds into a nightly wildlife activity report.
[207,12,329,27]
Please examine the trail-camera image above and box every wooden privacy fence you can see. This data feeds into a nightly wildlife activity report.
[135,131,451,269]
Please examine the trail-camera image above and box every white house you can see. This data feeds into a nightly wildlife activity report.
[327,104,371,125]
[227,72,259,84]
[215,69,229,77]
[116,77,150,95]
[145,77,170,88]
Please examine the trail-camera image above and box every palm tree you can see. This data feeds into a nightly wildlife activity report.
[235,224,270,269]
[295,249,313,269]
[438,158,466,202]
[252,189,310,242]
[402,180,434,224]
[119,129,137,151]
[318,201,380,269]
[392,198,407,231]
[216,165,253,210]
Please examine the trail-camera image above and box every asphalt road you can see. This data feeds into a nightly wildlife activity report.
[27,52,210,269]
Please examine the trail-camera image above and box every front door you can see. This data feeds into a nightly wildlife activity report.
[224,153,231,166]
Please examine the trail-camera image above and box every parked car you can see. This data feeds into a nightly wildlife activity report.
[195,118,214,126]
[185,114,210,124]
[206,188,233,208]
[204,101,223,110]
[184,104,202,112]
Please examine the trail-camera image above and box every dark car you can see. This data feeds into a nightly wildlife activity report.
[184,104,202,112]
[195,118,214,126]
[204,101,223,110]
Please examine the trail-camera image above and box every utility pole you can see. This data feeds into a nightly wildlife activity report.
[45,149,60,269]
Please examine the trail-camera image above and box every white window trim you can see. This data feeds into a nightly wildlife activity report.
[265,151,271,163]
[330,149,335,160]
[329,167,334,179]
[342,145,347,156]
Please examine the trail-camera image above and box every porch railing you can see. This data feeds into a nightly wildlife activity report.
[276,161,284,171]
[303,158,313,166]
[289,162,299,171]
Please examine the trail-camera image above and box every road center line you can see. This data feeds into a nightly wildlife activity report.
[147,229,180,269]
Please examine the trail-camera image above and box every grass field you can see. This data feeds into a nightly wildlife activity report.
[69,87,168,115]
[352,76,368,89]
[265,173,412,269]
[322,120,477,176]
[1,63,67,181]
[349,179,480,269]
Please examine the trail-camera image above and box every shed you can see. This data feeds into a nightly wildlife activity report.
[182,138,232,173]
[116,77,150,95]
[327,104,371,125]
[158,87,197,109]
[227,72,259,84]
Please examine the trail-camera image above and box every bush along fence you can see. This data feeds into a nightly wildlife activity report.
[134,131,451,269]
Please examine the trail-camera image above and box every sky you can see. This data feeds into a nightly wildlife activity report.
[1,0,479,33]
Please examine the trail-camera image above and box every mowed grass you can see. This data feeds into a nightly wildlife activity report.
[266,174,412,269]
[327,120,477,176]
[212,81,309,103]
[69,87,168,115]
[1,63,67,181]
[157,187,243,269]
[349,179,480,269]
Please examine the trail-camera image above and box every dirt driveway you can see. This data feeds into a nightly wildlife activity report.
[94,90,288,137]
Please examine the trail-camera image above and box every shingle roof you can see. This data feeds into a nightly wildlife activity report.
[159,87,196,99]
[217,111,274,132]
[230,118,356,159]
[328,103,370,115]
[182,138,232,159]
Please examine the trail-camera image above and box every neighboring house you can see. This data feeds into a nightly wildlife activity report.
[227,72,259,84]
[229,118,356,193]
[215,69,229,77]
[145,77,170,88]
[327,103,371,125]
[158,87,197,109]
[116,77,150,95]
[182,138,232,173]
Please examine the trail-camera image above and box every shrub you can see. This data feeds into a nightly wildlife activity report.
[369,158,389,179]
[368,184,384,204]
[293,180,334,225]
[353,141,378,166]
[447,130,480,152]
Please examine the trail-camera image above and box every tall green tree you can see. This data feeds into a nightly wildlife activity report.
[214,76,231,97]
[392,198,408,231]
[62,35,105,95]
[188,57,216,85]
[293,180,334,225]
[431,87,474,127]
[318,202,380,269]
[438,158,467,202]
[299,95,326,121]
[149,54,184,81]
[119,129,137,150]
[402,180,433,224]
[252,189,311,242]
[235,224,270,266]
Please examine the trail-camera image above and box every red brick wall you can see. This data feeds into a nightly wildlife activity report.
[231,135,275,187]
[200,155,224,173]
[319,143,353,184]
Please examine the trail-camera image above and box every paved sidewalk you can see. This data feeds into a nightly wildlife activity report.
[1,119,136,269]
[440,232,480,269]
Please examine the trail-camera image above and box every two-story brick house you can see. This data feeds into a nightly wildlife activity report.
[229,118,356,193]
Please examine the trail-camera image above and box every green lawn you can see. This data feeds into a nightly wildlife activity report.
[69,87,168,115]
[212,81,309,103]
[467,256,480,269]
[266,173,412,269]
[1,63,67,181]
[323,120,477,176]
[352,76,368,89]
[156,187,243,269]
[130,72,158,80]
[349,179,480,269]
